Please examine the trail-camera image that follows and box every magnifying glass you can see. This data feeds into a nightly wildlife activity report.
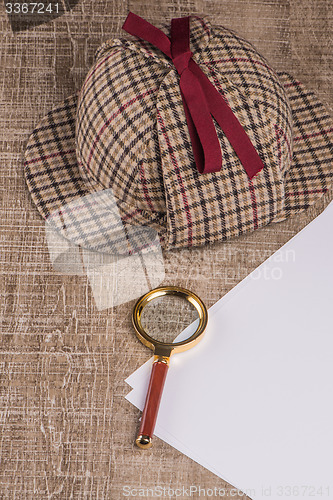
[132,286,208,449]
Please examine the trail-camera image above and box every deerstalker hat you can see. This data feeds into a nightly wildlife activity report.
[24,13,333,253]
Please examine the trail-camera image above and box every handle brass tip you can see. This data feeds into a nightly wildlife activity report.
[136,435,152,449]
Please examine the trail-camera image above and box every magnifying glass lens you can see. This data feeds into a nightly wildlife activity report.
[140,295,200,344]
[132,287,208,449]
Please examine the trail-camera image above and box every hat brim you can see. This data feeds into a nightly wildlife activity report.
[274,71,333,221]
[24,93,87,218]
[24,94,162,255]
[24,72,333,251]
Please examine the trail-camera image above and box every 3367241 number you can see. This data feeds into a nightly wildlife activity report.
[5,3,60,14]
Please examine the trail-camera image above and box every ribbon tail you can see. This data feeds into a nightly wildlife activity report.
[189,60,265,179]
[180,69,222,174]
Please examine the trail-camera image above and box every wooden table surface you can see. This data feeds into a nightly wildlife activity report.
[1,0,332,498]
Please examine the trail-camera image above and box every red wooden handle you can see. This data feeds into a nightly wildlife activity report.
[136,360,169,448]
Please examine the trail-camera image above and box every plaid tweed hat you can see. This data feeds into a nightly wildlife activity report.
[24,13,333,253]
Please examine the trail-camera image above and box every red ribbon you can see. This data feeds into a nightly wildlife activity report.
[122,13,264,178]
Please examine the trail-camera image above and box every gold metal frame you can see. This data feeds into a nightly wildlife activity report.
[132,286,208,357]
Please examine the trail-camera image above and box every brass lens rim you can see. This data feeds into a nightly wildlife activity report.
[132,286,208,354]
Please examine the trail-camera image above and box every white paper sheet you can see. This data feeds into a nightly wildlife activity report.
[126,202,333,500]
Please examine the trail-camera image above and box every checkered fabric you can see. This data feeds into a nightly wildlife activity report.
[24,16,333,252]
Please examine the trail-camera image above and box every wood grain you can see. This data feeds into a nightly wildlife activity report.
[0,0,332,498]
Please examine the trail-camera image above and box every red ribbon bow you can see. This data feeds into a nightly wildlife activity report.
[123,13,264,178]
